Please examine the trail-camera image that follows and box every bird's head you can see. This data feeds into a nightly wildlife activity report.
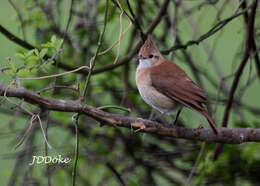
[137,35,162,68]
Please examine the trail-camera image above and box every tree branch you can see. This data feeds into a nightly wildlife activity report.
[162,7,251,54]
[125,0,145,42]
[0,24,80,72]
[0,82,259,144]
[241,1,260,81]
[106,162,126,186]
[0,0,170,76]
[213,0,258,160]
[222,0,257,132]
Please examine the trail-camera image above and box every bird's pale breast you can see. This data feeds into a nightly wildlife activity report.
[136,67,179,114]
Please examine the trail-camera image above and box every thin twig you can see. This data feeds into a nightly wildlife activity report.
[241,1,260,81]
[113,1,124,64]
[0,25,78,73]
[82,0,108,98]
[8,0,26,40]
[37,114,52,149]
[46,0,75,185]
[13,115,36,150]
[213,0,258,161]
[72,0,109,185]
[98,13,132,56]
[125,0,146,42]
[162,7,252,54]
[36,85,81,95]
[72,116,79,186]
[19,66,89,80]
[185,142,206,186]
[106,162,126,186]
[0,0,169,76]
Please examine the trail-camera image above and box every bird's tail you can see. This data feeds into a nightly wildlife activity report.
[201,110,218,135]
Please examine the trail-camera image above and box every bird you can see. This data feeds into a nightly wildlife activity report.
[135,35,218,135]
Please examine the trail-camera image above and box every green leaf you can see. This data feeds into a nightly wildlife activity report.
[17,68,30,76]
[25,49,35,58]
[51,35,56,43]
[34,49,39,56]
[40,63,51,72]
[41,42,53,48]
[26,56,39,67]
[8,61,17,73]
[41,63,51,70]
[39,48,48,58]
[54,39,63,50]
[15,53,25,60]
[4,70,15,76]
[48,60,55,64]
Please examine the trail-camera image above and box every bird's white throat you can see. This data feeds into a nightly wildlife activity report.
[138,59,153,69]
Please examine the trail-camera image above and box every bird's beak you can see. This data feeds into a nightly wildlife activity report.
[137,55,145,60]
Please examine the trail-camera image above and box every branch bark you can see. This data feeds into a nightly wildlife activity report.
[241,1,260,81]
[1,82,259,144]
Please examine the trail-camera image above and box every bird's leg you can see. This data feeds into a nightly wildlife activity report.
[149,111,165,122]
[148,109,156,120]
[172,107,182,126]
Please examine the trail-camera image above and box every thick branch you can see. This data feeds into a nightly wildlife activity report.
[0,82,259,144]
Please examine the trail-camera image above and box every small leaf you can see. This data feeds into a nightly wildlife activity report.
[17,68,30,76]
[25,49,35,58]
[54,39,63,50]
[15,53,25,60]
[4,70,15,76]
[26,56,39,67]
[39,48,48,58]
[34,49,39,56]
[31,68,37,73]
[40,63,47,68]
[51,35,56,43]
[41,42,53,48]
[48,60,55,64]
[8,61,17,72]
[40,64,50,72]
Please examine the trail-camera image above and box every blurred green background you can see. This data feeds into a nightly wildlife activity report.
[0,0,259,185]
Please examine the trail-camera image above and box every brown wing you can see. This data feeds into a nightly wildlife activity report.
[150,60,207,111]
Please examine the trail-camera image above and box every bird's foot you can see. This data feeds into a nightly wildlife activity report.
[149,110,165,121]
[194,124,204,135]
[150,117,160,123]
[149,113,163,123]
[148,118,161,129]
[170,118,178,128]
[170,107,182,128]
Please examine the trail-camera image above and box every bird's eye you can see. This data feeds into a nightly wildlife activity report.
[148,54,154,58]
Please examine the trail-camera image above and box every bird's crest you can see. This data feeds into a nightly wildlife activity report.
[139,35,160,57]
